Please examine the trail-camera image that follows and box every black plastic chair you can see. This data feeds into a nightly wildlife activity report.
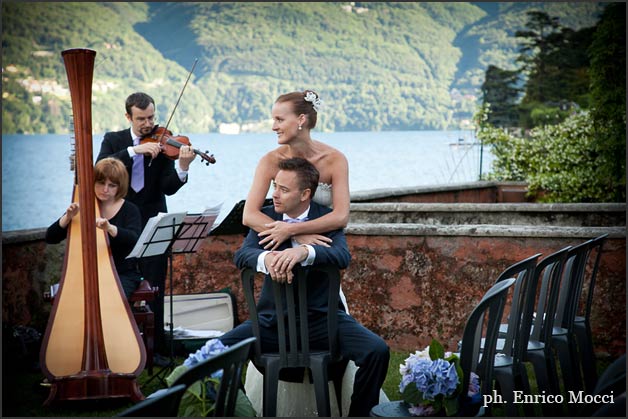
[371,277,517,417]
[491,253,541,416]
[573,234,608,393]
[241,264,347,417]
[459,277,518,417]
[522,246,571,415]
[551,240,592,403]
[116,384,187,417]
[170,336,256,417]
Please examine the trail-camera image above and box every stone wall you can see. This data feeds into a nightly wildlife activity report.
[3,183,626,357]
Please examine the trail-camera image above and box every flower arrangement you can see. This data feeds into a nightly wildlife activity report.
[399,338,480,416]
[163,339,255,417]
[304,90,323,112]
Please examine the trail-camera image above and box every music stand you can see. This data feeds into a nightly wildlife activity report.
[131,212,215,386]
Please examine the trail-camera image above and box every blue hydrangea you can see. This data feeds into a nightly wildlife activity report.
[399,353,460,401]
[183,338,228,379]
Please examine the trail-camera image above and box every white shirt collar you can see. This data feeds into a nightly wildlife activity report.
[130,128,141,144]
[283,206,310,222]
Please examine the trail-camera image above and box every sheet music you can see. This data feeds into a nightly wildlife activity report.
[172,203,223,253]
[126,212,188,259]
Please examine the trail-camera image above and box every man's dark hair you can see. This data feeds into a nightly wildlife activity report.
[125,92,155,116]
[278,157,319,198]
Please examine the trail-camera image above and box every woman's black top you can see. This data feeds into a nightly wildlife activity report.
[45,199,142,297]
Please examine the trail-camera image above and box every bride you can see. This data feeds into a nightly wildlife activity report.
[241,90,388,416]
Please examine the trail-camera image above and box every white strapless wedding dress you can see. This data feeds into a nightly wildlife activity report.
[244,182,389,416]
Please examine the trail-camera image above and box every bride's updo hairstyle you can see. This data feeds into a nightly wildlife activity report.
[275,90,322,129]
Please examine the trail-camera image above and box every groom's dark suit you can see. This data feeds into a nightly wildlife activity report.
[220,201,389,416]
[97,128,187,353]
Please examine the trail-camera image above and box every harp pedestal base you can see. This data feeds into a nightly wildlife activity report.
[43,372,144,406]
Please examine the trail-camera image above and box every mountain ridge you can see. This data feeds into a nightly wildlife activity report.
[1,2,604,134]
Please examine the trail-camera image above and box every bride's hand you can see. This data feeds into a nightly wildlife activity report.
[259,221,294,250]
[293,234,332,247]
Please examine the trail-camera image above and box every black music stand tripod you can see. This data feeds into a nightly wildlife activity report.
[137,212,213,386]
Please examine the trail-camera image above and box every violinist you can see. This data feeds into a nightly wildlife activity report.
[46,157,142,299]
[96,92,196,363]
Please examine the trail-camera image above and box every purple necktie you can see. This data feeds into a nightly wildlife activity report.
[131,151,144,193]
[285,217,308,223]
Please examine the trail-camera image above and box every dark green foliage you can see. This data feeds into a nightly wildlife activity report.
[481,65,520,127]
[478,2,625,203]
[1,2,604,134]
[513,10,597,128]
[588,2,626,202]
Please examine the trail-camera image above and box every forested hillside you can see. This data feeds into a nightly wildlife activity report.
[1,2,604,134]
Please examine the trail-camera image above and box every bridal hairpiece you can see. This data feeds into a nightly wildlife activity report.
[304,91,323,112]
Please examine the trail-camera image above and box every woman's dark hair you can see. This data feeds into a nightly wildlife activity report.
[275,90,319,129]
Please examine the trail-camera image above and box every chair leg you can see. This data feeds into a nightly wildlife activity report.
[493,368,519,416]
[310,358,332,417]
[574,322,598,393]
[262,360,281,418]
[331,371,343,416]
[551,335,582,415]
[516,363,535,417]
[526,351,561,416]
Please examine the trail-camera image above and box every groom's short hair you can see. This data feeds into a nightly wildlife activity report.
[278,157,319,198]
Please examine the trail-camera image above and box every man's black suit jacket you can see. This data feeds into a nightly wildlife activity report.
[233,201,351,328]
[96,128,186,227]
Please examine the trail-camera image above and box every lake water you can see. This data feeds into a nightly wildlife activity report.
[2,131,493,232]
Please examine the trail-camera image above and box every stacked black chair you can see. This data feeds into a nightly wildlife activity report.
[371,277,518,417]
[491,253,541,416]
[551,240,591,404]
[573,234,608,393]
[522,246,571,415]
[117,384,187,417]
[458,277,518,417]
[169,336,256,417]
[119,337,255,417]
[241,264,347,417]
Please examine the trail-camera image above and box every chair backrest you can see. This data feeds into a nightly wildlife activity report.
[241,264,342,368]
[494,253,541,363]
[170,336,256,417]
[554,239,592,330]
[579,234,607,322]
[459,277,517,413]
[116,384,187,417]
[529,246,571,344]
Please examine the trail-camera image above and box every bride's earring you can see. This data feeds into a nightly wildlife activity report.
[298,125,302,130]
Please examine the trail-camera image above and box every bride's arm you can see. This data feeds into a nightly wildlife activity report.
[292,153,350,233]
[259,153,349,249]
[242,154,277,233]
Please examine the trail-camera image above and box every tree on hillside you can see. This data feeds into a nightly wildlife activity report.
[587,1,626,202]
[515,11,562,104]
[477,3,625,202]
[481,65,520,128]
[515,11,597,128]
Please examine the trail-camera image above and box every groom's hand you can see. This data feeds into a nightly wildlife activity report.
[266,247,308,284]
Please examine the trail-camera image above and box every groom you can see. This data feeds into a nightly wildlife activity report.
[219,157,389,416]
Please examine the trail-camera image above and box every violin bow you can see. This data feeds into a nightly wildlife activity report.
[158,58,198,142]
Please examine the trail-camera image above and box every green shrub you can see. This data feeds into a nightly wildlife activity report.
[478,110,623,202]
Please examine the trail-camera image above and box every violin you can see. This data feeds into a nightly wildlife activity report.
[141,125,216,165]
